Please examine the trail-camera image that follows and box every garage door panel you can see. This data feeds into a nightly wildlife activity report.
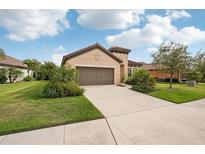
[77,67,114,85]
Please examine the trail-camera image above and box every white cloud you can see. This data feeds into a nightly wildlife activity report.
[106,15,176,48]
[0,10,69,41]
[53,45,65,52]
[106,12,205,49]
[52,52,68,66]
[169,26,205,44]
[146,47,158,53]
[166,10,191,19]
[51,45,69,66]
[76,10,144,30]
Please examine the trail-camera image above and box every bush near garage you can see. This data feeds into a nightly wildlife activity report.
[126,69,156,93]
[43,81,84,98]
[42,66,84,98]
[125,76,135,85]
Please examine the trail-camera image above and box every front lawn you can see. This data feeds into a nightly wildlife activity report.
[149,82,205,104]
[0,81,103,135]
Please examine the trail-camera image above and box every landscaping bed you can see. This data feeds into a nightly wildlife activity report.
[0,81,103,135]
[149,82,205,104]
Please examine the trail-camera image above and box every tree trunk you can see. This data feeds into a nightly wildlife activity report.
[12,75,18,83]
[27,69,30,76]
[177,70,180,82]
[169,73,173,88]
[9,75,12,83]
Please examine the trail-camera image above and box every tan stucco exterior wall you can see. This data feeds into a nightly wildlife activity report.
[64,48,121,85]
[112,52,128,81]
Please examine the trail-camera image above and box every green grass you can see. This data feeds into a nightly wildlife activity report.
[0,81,103,135]
[149,82,205,104]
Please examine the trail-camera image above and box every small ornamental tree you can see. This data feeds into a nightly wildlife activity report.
[152,42,191,88]
[6,67,23,83]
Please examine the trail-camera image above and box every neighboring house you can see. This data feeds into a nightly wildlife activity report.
[128,60,143,76]
[141,63,180,80]
[61,43,131,85]
[0,55,29,82]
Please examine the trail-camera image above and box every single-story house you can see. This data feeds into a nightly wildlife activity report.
[61,43,131,85]
[0,55,29,82]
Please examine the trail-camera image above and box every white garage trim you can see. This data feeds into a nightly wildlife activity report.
[75,64,116,68]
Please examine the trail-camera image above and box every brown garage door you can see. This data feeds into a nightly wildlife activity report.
[76,67,114,85]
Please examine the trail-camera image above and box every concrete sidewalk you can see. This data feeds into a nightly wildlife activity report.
[0,119,116,145]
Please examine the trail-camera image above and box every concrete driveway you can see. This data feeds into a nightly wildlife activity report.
[84,85,205,144]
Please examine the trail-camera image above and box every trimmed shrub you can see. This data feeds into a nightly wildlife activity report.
[66,81,84,96]
[23,76,32,82]
[42,66,83,98]
[132,83,155,93]
[125,77,134,85]
[43,81,84,98]
[185,71,202,82]
[0,71,7,84]
[157,78,179,83]
[127,69,156,93]
[164,78,179,83]
[51,66,79,83]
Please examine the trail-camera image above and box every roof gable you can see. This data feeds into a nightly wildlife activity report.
[61,43,123,66]
[108,46,131,54]
[0,55,27,69]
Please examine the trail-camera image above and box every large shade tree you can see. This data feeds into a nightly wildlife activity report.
[152,42,191,88]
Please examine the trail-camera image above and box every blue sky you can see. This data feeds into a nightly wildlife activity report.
[0,9,205,65]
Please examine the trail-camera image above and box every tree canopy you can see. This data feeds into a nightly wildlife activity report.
[23,59,41,78]
[0,48,5,60]
[152,42,191,88]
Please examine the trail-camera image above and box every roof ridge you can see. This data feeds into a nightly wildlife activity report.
[61,43,123,66]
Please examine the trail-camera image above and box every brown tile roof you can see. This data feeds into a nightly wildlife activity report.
[128,60,143,67]
[0,55,28,69]
[108,46,131,53]
[138,62,146,65]
[61,43,123,66]
[141,63,165,70]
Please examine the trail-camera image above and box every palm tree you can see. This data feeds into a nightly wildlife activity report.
[0,48,5,60]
